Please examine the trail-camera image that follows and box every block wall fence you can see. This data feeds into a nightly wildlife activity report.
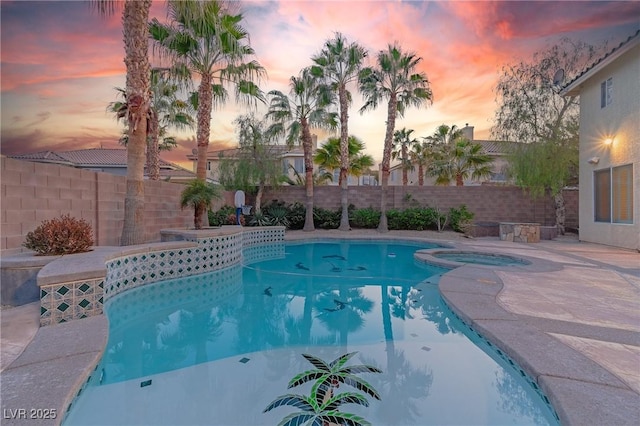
[262,185,578,230]
[1,156,578,254]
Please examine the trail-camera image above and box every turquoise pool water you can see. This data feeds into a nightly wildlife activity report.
[64,240,557,425]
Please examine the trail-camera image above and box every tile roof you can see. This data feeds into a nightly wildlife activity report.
[561,29,640,95]
[10,148,175,168]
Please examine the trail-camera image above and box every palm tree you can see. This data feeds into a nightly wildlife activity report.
[92,0,152,245]
[359,43,433,232]
[180,179,221,229]
[108,68,195,180]
[266,67,337,232]
[391,128,417,186]
[149,0,265,183]
[313,135,374,184]
[428,139,493,186]
[312,33,368,231]
[409,140,431,186]
[425,124,463,145]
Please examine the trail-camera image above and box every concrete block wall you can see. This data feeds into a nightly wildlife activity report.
[264,185,579,229]
[1,156,192,254]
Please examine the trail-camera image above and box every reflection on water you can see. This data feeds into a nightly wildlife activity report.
[78,241,556,425]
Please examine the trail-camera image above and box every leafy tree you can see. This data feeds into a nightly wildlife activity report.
[313,135,374,184]
[149,0,266,183]
[180,179,221,229]
[359,43,433,232]
[426,124,463,145]
[92,0,152,245]
[266,67,337,232]
[492,38,602,233]
[409,140,432,186]
[312,33,368,231]
[428,138,493,186]
[218,114,286,213]
[391,128,418,186]
[108,68,194,180]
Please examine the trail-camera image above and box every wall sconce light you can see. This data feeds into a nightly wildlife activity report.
[604,137,614,146]
[588,157,600,164]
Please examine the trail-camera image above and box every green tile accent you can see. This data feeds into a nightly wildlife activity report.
[41,306,47,315]
[58,302,70,312]
[57,286,69,296]
[79,283,91,292]
[79,299,90,308]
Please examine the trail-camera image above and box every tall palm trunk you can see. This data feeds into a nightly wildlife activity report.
[378,96,397,233]
[418,163,424,186]
[402,145,408,186]
[148,110,160,180]
[456,173,464,186]
[195,74,213,228]
[196,73,213,181]
[120,0,151,246]
[338,84,350,231]
[301,117,315,232]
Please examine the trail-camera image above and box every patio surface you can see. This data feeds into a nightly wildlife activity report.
[1,230,638,425]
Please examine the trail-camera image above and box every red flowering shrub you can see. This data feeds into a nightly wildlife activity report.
[23,214,94,255]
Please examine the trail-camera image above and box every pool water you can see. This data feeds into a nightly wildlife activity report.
[64,240,557,426]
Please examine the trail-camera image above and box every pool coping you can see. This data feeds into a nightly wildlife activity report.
[1,231,638,425]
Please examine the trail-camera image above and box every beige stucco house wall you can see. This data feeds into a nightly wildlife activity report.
[562,31,639,250]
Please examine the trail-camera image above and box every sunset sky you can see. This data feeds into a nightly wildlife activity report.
[1,1,639,169]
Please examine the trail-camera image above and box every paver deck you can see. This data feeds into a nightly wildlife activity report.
[1,230,638,425]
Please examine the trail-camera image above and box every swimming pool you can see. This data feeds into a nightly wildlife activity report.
[64,240,558,425]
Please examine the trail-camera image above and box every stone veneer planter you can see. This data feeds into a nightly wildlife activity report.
[499,222,540,243]
[38,226,285,326]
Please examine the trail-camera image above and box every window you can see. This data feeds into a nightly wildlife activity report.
[600,77,612,108]
[294,158,304,173]
[333,169,340,183]
[594,164,633,224]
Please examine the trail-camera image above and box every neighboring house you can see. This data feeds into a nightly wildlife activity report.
[188,135,331,185]
[388,125,516,186]
[560,29,639,251]
[9,148,200,184]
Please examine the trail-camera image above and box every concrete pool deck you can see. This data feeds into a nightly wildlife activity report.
[1,230,638,425]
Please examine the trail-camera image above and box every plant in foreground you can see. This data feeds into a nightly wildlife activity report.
[264,352,382,426]
[24,214,94,255]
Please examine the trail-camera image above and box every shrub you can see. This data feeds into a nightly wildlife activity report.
[449,205,475,233]
[266,205,290,228]
[249,211,272,226]
[386,208,435,230]
[350,207,380,228]
[287,202,306,230]
[23,214,94,255]
[208,205,235,226]
[313,207,340,229]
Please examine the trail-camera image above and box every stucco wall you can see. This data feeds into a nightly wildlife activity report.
[576,43,640,251]
[1,156,194,254]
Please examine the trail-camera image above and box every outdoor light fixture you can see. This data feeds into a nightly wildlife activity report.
[604,137,614,146]
[588,156,600,165]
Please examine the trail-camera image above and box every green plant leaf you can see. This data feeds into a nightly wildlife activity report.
[263,394,314,413]
[277,412,315,426]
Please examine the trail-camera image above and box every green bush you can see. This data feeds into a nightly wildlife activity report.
[313,207,340,229]
[386,207,436,230]
[449,205,475,233]
[266,205,290,228]
[249,211,272,226]
[350,207,380,228]
[208,205,235,226]
[286,202,306,230]
[23,214,94,255]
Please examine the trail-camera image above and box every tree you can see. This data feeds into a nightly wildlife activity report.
[92,0,152,245]
[426,124,463,145]
[492,38,602,233]
[359,43,433,232]
[428,138,493,186]
[149,0,265,183]
[313,135,374,184]
[409,141,431,186]
[312,33,368,231]
[218,114,286,213]
[391,128,417,186]
[180,179,221,229]
[108,68,194,180]
[266,67,337,232]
